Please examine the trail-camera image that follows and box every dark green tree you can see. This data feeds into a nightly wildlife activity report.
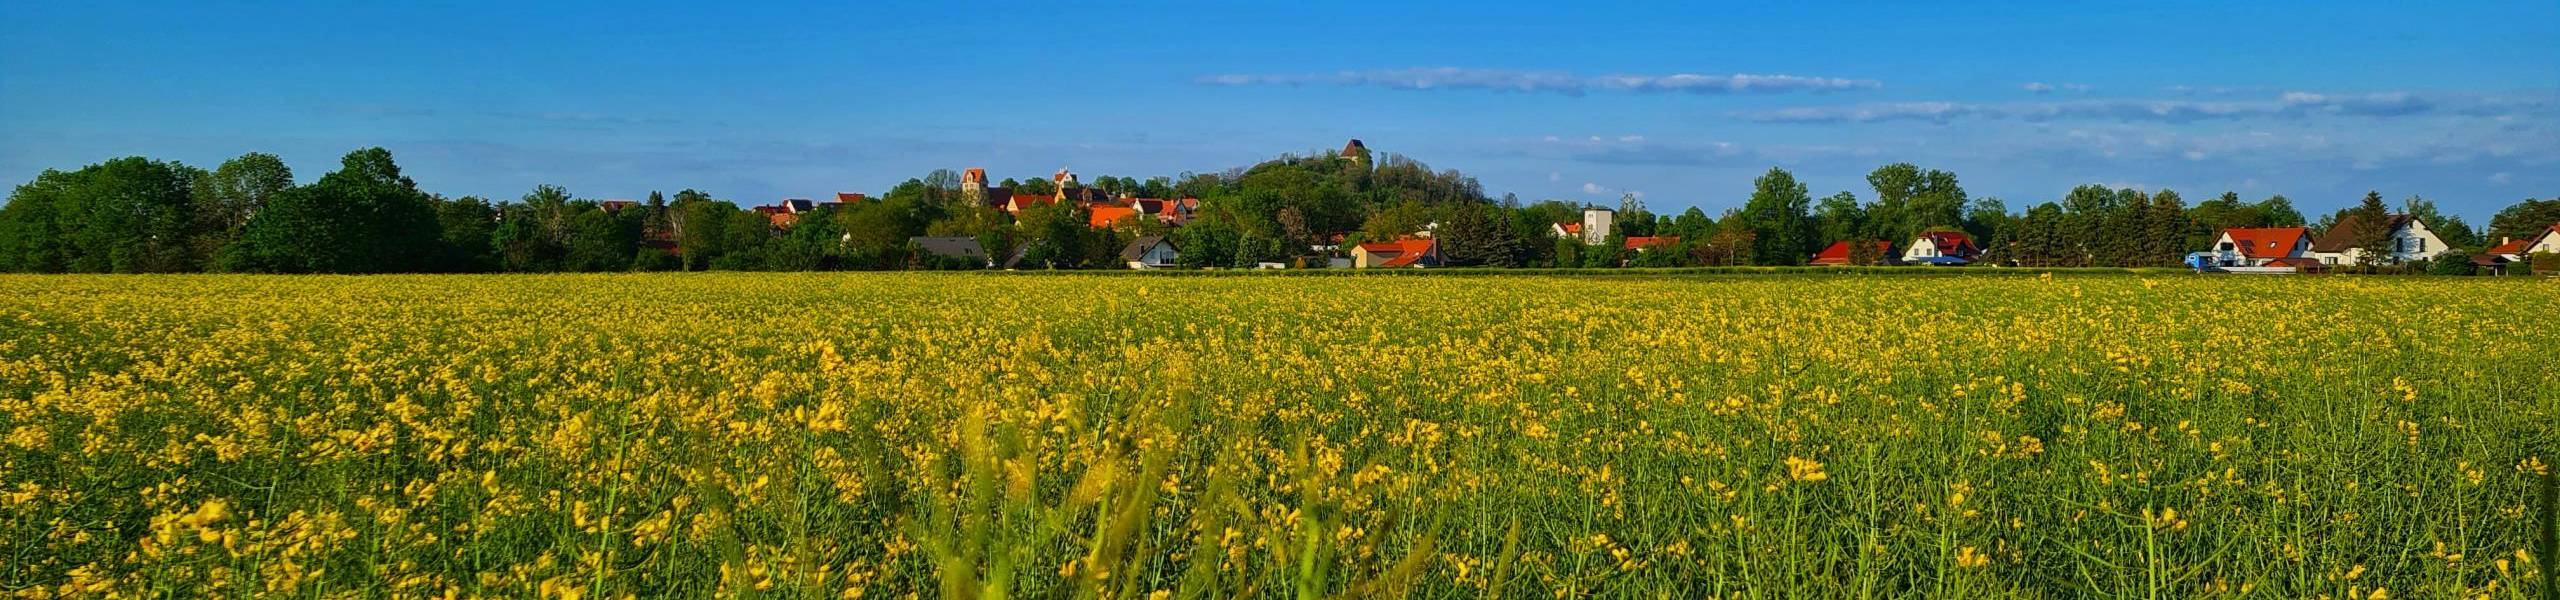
[2484,198,2559,243]
[433,196,498,271]
[1812,191,1866,247]
[192,152,293,263]
[1742,167,1816,266]
[225,149,441,273]
[2348,191,2394,269]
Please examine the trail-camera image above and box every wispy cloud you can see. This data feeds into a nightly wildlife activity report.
[2022,82,2094,94]
[1738,91,2553,124]
[1512,135,1760,167]
[1195,67,1880,96]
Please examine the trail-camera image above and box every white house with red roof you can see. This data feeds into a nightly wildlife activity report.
[2478,224,2560,272]
[1352,238,1441,268]
[2203,227,2313,267]
[1901,230,1982,265]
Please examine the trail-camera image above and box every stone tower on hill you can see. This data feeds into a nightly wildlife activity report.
[1341,139,1369,165]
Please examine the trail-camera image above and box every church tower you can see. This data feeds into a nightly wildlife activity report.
[962,168,988,201]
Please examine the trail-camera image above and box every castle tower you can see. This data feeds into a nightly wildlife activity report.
[1341,139,1370,165]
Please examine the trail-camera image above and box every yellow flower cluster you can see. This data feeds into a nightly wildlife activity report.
[0,272,2552,598]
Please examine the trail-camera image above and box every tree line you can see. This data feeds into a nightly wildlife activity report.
[3,146,2555,274]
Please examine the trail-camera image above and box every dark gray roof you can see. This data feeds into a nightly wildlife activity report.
[1120,236,1173,261]
[2311,213,2413,253]
[908,236,986,259]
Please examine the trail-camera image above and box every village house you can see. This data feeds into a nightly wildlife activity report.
[2202,227,2312,267]
[2308,213,2448,266]
[1811,240,1894,266]
[1901,231,1982,265]
[1352,238,1441,268]
[2478,224,2560,273]
[1121,236,1178,269]
[2529,224,2560,255]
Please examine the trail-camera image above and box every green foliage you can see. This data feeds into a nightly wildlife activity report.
[1743,168,1816,266]
[0,157,205,273]
[193,152,293,263]
[224,149,444,273]
[2425,252,2476,276]
[2485,198,2560,243]
[434,196,498,272]
[11,142,2558,277]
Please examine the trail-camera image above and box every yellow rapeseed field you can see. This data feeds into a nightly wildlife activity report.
[0,272,2553,599]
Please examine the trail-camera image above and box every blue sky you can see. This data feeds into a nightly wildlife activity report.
[4,1,2554,220]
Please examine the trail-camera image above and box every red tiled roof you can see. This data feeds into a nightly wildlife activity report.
[1624,235,1677,249]
[1811,240,1892,265]
[1915,230,1979,257]
[1557,222,1584,235]
[835,192,866,203]
[1089,206,1138,228]
[1357,238,1440,267]
[768,212,799,228]
[2483,239,2530,256]
[2223,227,2309,259]
[1381,239,1437,267]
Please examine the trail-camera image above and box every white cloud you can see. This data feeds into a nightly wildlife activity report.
[1581,182,1610,194]
[2489,172,2513,184]
[1194,67,1881,96]
[1738,91,2551,124]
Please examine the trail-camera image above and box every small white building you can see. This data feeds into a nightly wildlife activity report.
[2308,213,2448,266]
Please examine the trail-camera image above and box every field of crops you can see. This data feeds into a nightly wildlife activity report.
[1,272,2553,598]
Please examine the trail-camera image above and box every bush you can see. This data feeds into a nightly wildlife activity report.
[2425,252,2475,276]
[2533,252,2560,275]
